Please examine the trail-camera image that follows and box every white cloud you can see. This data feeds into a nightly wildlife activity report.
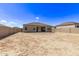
[35,17,40,22]
[0,20,7,23]
[0,20,18,27]
[0,20,8,25]
[9,22,17,24]
[35,17,39,20]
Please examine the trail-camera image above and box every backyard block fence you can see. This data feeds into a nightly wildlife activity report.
[55,28,79,33]
[0,26,22,39]
[1,26,79,39]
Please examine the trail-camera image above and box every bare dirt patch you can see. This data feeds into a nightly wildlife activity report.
[0,32,79,56]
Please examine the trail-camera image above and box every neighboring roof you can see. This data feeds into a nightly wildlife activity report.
[0,24,9,27]
[56,22,79,26]
[0,24,6,26]
[24,22,53,27]
[12,27,22,29]
[0,24,11,28]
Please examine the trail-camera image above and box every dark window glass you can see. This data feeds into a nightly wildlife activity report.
[33,28,35,30]
[47,28,51,30]
[25,27,27,30]
[76,26,79,28]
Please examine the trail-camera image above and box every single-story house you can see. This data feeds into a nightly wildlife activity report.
[23,22,54,32]
[56,22,79,29]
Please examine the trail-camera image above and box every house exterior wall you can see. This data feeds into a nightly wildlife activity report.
[23,25,37,32]
[55,24,79,33]
[37,26,42,32]
[46,26,53,32]
[56,25,75,29]
[75,24,79,28]
[23,25,45,32]
[23,25,53,32]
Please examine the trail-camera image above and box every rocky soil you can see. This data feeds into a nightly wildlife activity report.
[0,32,79,56]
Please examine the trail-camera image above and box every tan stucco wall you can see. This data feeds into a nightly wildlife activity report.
[23,25,36,32]
[23,25,53,32]
[37,26,41,32]
[56,25,75,29]
[55,24,79,33]
[23,25,44,32]
[55,28,79,33]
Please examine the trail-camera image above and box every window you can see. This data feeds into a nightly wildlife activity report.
[25,27,27,30]
[76,26,79,28]
[47,28,51,30]
[33,28,35,30]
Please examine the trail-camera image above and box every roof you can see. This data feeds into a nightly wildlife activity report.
[12,27,22,29]
[23,22,53,27]
[0,24,12,28]
[0,24,9,27]
[0,24,6,26]
[56,22,79,26]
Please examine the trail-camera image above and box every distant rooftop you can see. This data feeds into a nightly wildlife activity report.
[56,22,79,26]
[0,24,8,27]
[0,24,17,28]
[24,22,53,27]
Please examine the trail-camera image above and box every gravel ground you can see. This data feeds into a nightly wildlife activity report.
[0,32,79,56]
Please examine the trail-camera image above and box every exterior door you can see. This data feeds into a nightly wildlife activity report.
[36,27,39,32]
[41,27,45,32]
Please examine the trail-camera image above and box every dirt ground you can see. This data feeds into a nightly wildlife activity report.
[0,32,79,56]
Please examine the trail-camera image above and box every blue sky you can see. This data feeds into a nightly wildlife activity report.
[0,3,79,27]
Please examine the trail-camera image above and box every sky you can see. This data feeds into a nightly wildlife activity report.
[0,3,79,27]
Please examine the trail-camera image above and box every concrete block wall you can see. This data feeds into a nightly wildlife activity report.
[0,26,22,39]
[52,28,55,33]
[55,28,79,33]
[70,28,79,33]
[55,28,70,33]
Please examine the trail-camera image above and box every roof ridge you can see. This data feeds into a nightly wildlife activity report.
[24,22,53,27]
[56,22,79,26]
